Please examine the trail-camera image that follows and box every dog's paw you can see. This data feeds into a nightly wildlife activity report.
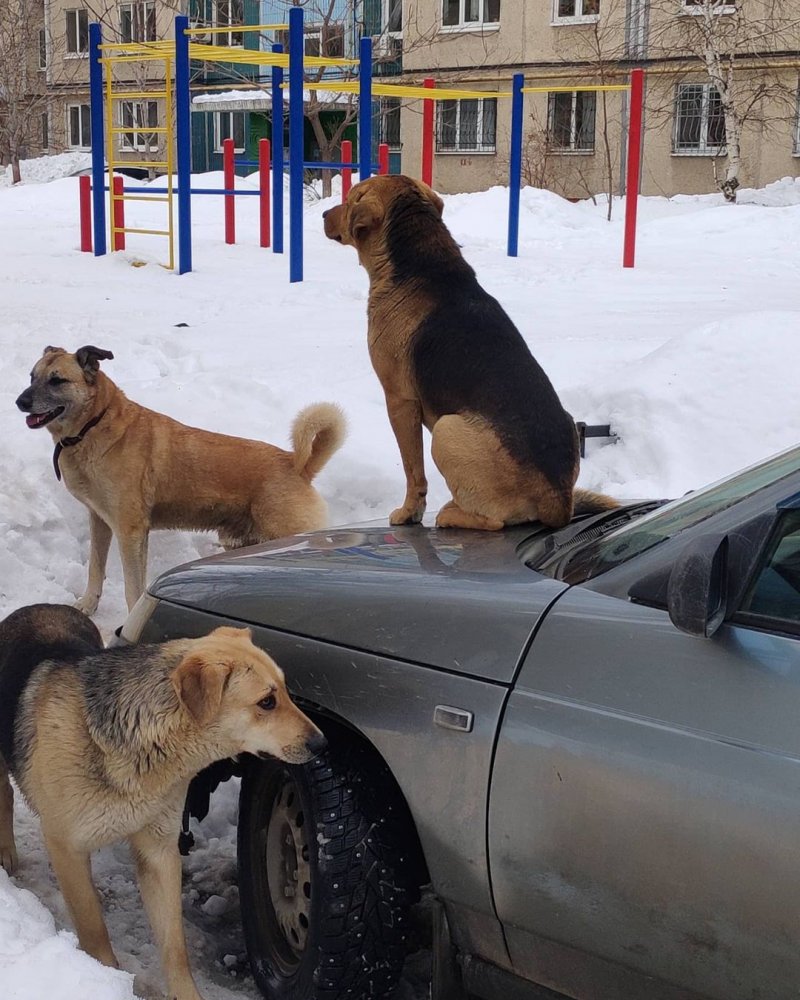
[73,594,99,616]
[0,841,18,874]
[389,505,424,526]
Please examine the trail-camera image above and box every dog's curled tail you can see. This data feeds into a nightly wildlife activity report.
[573,488,621,516]
[291,403,347,481]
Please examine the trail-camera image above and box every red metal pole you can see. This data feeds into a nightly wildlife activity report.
[422,78,435,188]
[224,137,236,245]
[623,68,644,269]
[79,175,92,252]
[341,139,353,203]
[259,138,271,249]
[112,175,125,251]
[378,142,390,175]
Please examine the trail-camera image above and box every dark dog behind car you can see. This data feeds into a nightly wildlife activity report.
[324,174,617,530]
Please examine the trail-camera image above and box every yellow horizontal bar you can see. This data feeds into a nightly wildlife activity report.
[100,41,172,51]
[185,23,289,34]
[110,127,169,134]
[522,84,630,93]
[109,160,169,169]
[101,54,173,63]
[115,227,171,236]
[298,80,512,100]
[115,194,171,203]
[109,91,168,100]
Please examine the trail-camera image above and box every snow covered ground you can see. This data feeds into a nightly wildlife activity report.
[0,160,799,998]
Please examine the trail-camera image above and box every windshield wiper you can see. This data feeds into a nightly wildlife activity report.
[521,500,667,576]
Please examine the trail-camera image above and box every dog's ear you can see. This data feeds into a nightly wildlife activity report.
[348,195,384,242]
[43,345,65,356]
[172,653,232,726]
[75,345,114,381]
[211,625,252,642]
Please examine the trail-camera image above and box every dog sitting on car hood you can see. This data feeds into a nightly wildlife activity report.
[323,174,616,530]
[15,346,346,614]
[0,603,325,1000]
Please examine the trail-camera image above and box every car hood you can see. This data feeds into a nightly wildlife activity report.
[149,522,568,683]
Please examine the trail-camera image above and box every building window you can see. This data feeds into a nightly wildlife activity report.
[68,104,91,149]
[212,0,244,47]
[380,97,401,150]
[548,91,596,152]
[214,111,246,153]
[120,2,157,44]
[442,0,500,29]
[384,0,403,33]
[673,83,726,155]
[437,98,497,153]
[120,100,159,151]
[41,112,49,150]
[39,29,47,70]
[552,0,599,21]
[66,8,89,55]
[275,23,343,58]
[682,0,736,13]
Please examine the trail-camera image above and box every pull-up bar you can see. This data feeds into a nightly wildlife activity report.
[507,69,645,268]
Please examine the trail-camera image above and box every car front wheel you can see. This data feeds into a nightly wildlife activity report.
[237,740,413,1000]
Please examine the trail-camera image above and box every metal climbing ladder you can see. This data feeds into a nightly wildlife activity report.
[100,42,176,269]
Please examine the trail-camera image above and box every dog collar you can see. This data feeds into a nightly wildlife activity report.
[53,408,108,481]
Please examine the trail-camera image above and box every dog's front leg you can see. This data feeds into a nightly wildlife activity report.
[43,834,118,967]
[385,394,428,525]
[131,826,203,1000]
[117,523,150,612]
[0,756,17,873]
[74,510,113,616]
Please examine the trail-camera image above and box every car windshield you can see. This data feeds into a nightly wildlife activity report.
[560,446,800,583]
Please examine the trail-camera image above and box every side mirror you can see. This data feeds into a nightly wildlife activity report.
[667,534,728,638]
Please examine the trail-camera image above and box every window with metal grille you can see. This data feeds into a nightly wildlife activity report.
[66,9,89,55]
[214,111,246,153]
[68,104,91,148]
[381,97,402,150]
[41,112,49,150]
[39,29,47,70]
[436,98,497,153]
[553,0,599,20]
[673,83,726,154]
[120,100,159,151]
[548,91,596,151]
[442,0,500,29]
[213,0,244,47]
[120,2,157,44]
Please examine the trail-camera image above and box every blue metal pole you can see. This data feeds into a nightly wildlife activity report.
[271,43,284,254]
[507,73,524,258]
[88,23,106,256]
[175,15,192,274]
[358,35,373,182]
[288,7,304,282]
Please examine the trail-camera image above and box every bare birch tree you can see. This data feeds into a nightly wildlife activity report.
[649,0,800,201]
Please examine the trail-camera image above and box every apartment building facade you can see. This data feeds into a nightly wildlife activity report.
[390,1,800,198]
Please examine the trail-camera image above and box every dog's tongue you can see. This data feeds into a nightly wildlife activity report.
[26,413,46,428]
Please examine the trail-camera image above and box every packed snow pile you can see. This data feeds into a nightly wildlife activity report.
[0,164,798,999]
[0,151,93,188]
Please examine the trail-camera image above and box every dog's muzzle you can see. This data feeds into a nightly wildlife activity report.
[15,388,33,412]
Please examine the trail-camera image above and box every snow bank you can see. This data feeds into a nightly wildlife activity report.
[0,870,136,999]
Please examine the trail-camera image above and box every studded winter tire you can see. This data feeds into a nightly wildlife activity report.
[237,740,413,1000]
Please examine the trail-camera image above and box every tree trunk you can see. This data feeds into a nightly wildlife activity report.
[11,153,21,185]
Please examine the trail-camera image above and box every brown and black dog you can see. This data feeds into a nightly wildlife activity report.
[324,174,616,531]
[0,603,325,1000]
[16,347,346,614]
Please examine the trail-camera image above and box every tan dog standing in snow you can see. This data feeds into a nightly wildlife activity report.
[16,346,346,613]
